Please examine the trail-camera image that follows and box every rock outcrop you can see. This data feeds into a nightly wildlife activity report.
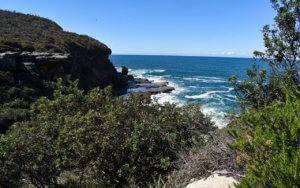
[0,10,127,93]
[0,10,127,133]
[0,51,71,85]
[126,76,175,95]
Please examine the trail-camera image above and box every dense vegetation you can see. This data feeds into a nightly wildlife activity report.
[229,0,300,187]
[230,80,299,187]
[0,0,299,187]
[0,10,110,54]
[0,70,54,133]
[0,80,214,187]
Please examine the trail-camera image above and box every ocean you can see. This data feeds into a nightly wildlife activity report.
[110,55,268,128]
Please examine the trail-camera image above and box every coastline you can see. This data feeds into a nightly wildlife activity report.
[118,66,175,97]
[118,65,232,128]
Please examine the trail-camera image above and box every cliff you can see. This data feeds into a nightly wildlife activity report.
[0,10,127,133]
[0,10,127,91]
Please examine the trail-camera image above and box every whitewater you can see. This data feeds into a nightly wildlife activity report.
[110,55,268,128]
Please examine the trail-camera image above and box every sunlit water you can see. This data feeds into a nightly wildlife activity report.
[110,55,268,128]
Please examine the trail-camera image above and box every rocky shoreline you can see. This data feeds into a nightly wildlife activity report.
[0,51,174,97]
[119,66,175,96]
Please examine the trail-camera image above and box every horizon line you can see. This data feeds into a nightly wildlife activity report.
[111,53,254,59]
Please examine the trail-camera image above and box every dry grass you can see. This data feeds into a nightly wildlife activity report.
[166,127,245,188]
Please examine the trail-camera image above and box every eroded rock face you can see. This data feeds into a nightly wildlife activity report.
[0,51,71,85]
[0,52,18,70]
[0,51,127,93]
[0,10,128,94]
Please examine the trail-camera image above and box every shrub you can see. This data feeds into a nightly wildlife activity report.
[0,73,46,133]
[0,79,214,187]
[0,10,110,54]
[229,81,300,187]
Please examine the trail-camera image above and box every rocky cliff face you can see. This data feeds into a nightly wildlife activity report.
[0,52,71,86]
[0,10,127,92]
[0,50,126,93]
[0,10,127,133]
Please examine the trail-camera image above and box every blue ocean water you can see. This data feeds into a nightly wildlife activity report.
[110,55,268,127]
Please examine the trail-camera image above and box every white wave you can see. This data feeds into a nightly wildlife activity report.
[185,90,223,99]
[151,83,185,106]
[124,67,232,128]
[150,78,186,106]
[225,94,237,99]
[183,77,227,83]
[129,69,165,77]
[129,69,148,77]
[201,107,229,128]
[198,76,223,80]
[228,87,234,92]
[223,98,237,102]
[128,69,186,106]
[152,93,184,106]
[153,69,166,73]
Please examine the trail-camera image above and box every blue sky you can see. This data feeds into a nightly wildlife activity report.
[1,0,276,57]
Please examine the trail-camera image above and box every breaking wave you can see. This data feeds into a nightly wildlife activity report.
[122,67,238,128]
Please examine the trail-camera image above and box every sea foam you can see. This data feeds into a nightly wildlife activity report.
[125,67,237,128]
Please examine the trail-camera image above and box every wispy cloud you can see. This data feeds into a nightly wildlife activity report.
[225,51,235,55]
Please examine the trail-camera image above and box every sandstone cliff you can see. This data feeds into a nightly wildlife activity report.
[0,10,127,91]
[0,10,127,133]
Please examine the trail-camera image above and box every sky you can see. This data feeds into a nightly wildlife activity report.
[0,0,276,57]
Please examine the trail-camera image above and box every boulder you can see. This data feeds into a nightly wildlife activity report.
[186,173,238,188]
[126,77,175,96]
[134,78,152,84]
[125,75,134,81]
[147,86,175,94]
[137,83,159,88]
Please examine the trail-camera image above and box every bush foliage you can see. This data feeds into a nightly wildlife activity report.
[0,10,110,54]
[229,1,300,187]
[0,70,55,133]
[229,81,300,187]
[0,79,214,187]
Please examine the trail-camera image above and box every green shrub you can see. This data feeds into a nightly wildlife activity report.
[0,10,110,54]
[0,73,45,133]
[229,81,300,187]
[0,79,214,187]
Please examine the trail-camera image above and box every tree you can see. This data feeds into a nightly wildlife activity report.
[230,0,300,109]
[228,1,300,187]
